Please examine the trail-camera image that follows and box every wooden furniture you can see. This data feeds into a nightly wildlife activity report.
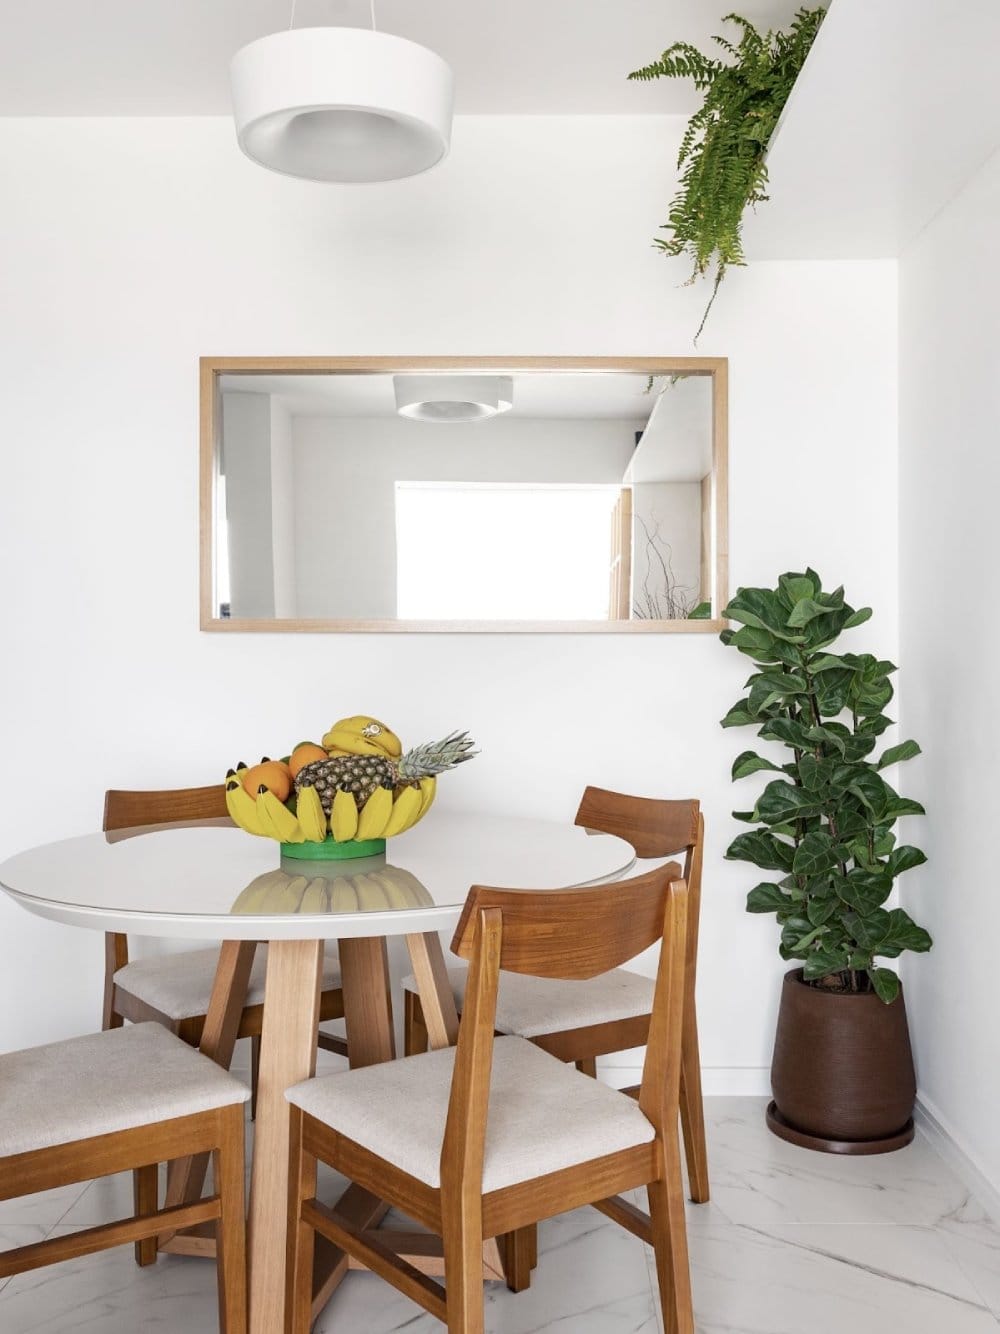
[286,865,694,1334]
[0,1021,248,1332]
[102,785,349,1106]
[404,788,709,1209]
[200,355,728,635]
[0,812,635,1333]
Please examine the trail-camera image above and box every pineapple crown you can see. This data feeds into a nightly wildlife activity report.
[398,730,478,781]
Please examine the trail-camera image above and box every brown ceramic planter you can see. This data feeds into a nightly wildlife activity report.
[768,968,916,1154]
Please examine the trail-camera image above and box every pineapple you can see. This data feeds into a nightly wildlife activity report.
[295,730,476,815]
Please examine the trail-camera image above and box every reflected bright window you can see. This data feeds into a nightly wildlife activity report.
[395,482,619,620]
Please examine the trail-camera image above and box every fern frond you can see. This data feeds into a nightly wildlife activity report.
[629,7,826,341]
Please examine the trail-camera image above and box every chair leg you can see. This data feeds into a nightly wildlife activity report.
[213,1107,248,1334]
[500,1227,533,1292]
[575,1057,597,1078]
[442,1209,485,1334]
[286,1109,317,1334]
[404,990,430,1057]
[249,1033,261,1121]
[132,1164,158,1267]
[679,1011,710,1203]
[647,1127,695,1334]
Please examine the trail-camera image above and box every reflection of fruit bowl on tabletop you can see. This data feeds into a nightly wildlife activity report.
[229,861,435,914]
[224,715,476,861]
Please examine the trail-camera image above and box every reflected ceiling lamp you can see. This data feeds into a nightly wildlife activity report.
[394,376,514,423]
[230,1,454,183]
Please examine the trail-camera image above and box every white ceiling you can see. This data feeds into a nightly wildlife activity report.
[0,1,812,115]
[219,371,654,420]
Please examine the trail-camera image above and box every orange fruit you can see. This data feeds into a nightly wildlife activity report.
[288,742,328,779]
[242,760,292,803]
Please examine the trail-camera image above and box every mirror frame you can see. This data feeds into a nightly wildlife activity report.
[199,355,729,633]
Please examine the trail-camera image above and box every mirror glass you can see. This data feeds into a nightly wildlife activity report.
[205,363,725,630]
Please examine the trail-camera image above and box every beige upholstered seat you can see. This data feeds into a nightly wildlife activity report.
[0,1022,250,1158]
[286,1035,654,1192]
[402,963,655,1039]
[115,945,342,1022]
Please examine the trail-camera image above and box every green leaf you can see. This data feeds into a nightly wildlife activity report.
[754,780,823,825]
[726,829,795,872]
[882,796,926,820]
[870,968,900,1004]
[843,606,873,629]
[786,598,829,628]
[725,587,801,641]
[792,830,838,876]
[732,750,784,780]
[746,882,793,913]
[721,702,755,728]
[806,894,839,926]
[779,573,818,605]
[878,908,933,956]
[848,771,890,817]
[801,946,849,980]
[876,740,922,770]
[886,845,927,877]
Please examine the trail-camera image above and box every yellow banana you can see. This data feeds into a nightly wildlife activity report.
[357,786,394,840]
[417,776,437,818]
[260,789,304,843]
[331,788,359,842]
[225,779,268,837]
[382,784,423,838]
[296,785,328,843]
[322,716,402,759]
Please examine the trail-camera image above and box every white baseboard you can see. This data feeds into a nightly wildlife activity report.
[599,1061,770,1097]
[914,1095,1000,1221]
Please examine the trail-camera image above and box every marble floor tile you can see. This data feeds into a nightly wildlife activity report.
[0,1181,88,1227]
[0,1225,52,1296]
[313,1205,660,1334]
[940,1217,1000,1320]
[685,1222,1000,1334]
[705,1097,986,1225]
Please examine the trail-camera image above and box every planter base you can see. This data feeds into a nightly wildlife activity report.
[766,1101,914,1155]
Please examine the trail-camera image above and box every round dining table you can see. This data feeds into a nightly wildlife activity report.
[0,811,636,1333]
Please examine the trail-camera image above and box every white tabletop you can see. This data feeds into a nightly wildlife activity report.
[0,813,636,940]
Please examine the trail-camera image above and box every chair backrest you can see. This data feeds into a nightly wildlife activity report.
[442,866,689,1199]
[575,786,705,990]
[575,786,699,859]
[103,784,230,833]
[451,862,682,980]
[100,784,232,1028]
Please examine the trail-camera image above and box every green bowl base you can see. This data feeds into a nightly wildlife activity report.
[280,837,386,861]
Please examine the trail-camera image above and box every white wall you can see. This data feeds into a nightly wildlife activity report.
[0,115,898,1092]
[292,414,638,619]
[899,148,1000,1188]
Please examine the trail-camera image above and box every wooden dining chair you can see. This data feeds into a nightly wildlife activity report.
[0,1022,248,1332]
[102,785,349,1110]
[285,865,694,1334]
[404,788,708,1212]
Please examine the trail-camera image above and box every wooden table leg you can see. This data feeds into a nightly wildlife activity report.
[339,936,396,1066]
[160,940,257,1253]
[247,939,324,1334]
[405,933,459,1050]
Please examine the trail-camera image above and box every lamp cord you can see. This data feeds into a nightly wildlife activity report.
[370,0,377,30]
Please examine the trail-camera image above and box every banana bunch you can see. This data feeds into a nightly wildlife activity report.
[230,865,434,914]
[224,763,436,846]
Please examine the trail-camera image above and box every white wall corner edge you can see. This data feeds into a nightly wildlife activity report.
[914,1095,1000,1223]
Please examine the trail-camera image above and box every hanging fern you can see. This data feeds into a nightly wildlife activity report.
[630,8,826,340]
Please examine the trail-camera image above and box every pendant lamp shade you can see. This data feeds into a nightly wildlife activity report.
[394,376,514,422]
[230,27,454,183]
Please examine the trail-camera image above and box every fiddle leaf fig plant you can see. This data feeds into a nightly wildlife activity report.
[629,8,826,340]
[720,571,931,1004]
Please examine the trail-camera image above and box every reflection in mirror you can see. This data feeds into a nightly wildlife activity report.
[205,361,726,630]
[229,861,434,915]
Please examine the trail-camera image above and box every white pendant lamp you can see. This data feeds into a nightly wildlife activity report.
[394,376,514,423]
[230,4,453,183]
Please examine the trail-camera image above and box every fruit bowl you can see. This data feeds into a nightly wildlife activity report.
[224,715,476,860]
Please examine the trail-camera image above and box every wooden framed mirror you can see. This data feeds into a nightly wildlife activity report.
[200,356,728,633]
